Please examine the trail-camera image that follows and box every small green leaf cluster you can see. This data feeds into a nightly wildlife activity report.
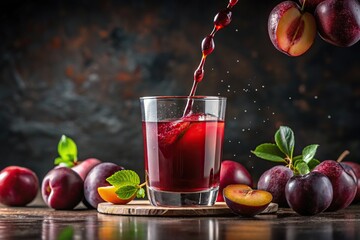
[251,126,320,175]
[107,170,146,199]
[54,135,78,167]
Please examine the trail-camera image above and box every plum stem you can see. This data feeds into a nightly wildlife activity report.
[336,150,350,163]
[300,0,306,12]
[139,182,147,188]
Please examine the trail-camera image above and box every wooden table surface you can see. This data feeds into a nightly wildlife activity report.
[1,198,360,240]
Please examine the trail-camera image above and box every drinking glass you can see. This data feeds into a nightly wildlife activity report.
[140,96,226,207]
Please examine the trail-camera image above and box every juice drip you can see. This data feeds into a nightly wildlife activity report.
[184,0,238,115]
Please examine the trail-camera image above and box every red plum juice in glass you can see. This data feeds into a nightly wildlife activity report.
[140,96,226,207]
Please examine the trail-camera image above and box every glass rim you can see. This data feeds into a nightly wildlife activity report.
[139,95,226,101]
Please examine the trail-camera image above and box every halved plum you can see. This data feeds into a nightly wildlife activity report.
[268,1,317,56]
[223,184,273,217]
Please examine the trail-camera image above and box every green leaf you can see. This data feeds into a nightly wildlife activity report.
[308,158,320,171]
[107,170,140,187]
[296,161,310,175]
[251,143,287,163]
[293,155,303,167]
[57,135,78,162]
[136,188,146,198]
[275,126,295,158]
[302,144,319,163]
[293,155,303,161]
[115,184,139,200]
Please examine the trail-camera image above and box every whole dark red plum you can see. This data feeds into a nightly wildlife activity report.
[0,166,39,206]
[41,167,83,210]
[217,160,253,202]
[285,171,333,215]
[315,0,360,47]
[84,162,124,208]
[313,160,357,211]
[257,165,293,207]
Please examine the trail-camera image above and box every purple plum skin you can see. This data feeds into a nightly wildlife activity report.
[0,166,39,206]
[313,160,357,211]
[315,0,360,47]
[217,160,253,202]
[83,162,124,209]
[342,162,360,203]
[224,196,270,217]
[72,158,101,181]
[257,165,293,207]
[71,158,102,207]
[285,171,333,216]
[41,167,83,210]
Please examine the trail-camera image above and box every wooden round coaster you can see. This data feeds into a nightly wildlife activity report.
[97,200,278,217]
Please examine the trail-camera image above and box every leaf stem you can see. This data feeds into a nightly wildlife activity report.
[285,156,292,166]
[285,156,297,172]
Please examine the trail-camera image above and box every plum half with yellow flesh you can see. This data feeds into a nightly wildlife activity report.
[223,184,273,217]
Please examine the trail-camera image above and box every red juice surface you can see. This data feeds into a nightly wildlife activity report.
[143,115,224,192]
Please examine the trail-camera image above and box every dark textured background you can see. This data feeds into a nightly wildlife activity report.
[1,0,360,183]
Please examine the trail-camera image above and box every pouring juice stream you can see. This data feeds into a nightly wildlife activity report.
[184,0,239,116]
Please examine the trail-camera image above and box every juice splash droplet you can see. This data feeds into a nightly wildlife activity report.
[189,0,238,97]
[184,0,238,116]
[201,35,215,56]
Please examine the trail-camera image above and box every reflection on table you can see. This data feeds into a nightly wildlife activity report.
[1,206,360,239]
